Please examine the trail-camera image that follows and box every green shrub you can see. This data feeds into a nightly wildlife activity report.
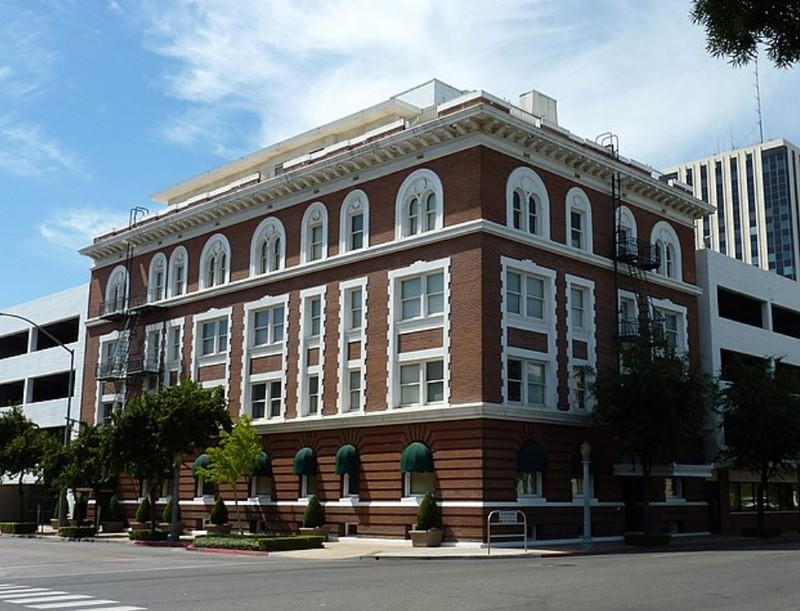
[742,526,782,538]
[303,495,326,528]
[192,534,324,552]
[415,491,441,531]
[162,497,181,523]
[103,495,121,522]
[73,494,89,522]
[0,522,37,535]
[129,529,169,541]
[624,532,672,546]
[58,526,97,538]
[209,497,228,525]
[135,497,152,523]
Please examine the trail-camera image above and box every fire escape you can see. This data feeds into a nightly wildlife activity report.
[597,133,664,349]
[95,207,165,405]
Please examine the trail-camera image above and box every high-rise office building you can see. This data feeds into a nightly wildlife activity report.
[663,139,800,280]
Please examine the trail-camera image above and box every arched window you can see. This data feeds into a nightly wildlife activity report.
[651,222,682,280]
[616,205,637,243]
[104,265,128,314]
[506,167,550,239]
[339,189,369,253]
[168,246,188,298]
[565,187,593,252]
[250,217,286,276]
[147,253,167,302]
[199,234,231,289]
[301,202,328,263]
[395,169,443,239]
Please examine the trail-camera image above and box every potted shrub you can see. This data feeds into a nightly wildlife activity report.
[299,495,329,540]
[410,491,442,547]
[205,497,231,534]
[71,494,89,526]
[50,497,62,530]
[101,495,126,533]
[159,497,183,533]
[130,496,152,530]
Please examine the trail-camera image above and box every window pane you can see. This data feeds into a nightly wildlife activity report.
[350,213,364,250]
[254,310,269,345]
[251,383,266,419]
[401,277,422,319]
[409,471,435,496]
[512,191,522,229]
[400,364,420,405]
[269,380,282,417]
[426,273,444,315]
[273,306,285,342]
[426,361,444,403]
[516,472,539,496]
[527,362,545,404]
[525,277,544,318]
[528,195,537,234]
[506,271,521,314]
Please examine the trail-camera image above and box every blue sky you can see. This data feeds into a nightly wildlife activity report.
[1,0,798,309]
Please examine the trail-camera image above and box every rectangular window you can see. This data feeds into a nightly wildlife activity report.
[506,271,544,319]
[350,213,364,250]
[664,477,684,500]
[307,375,319,415]
[570,210,583,248]
[406,471,435,497]
[348,369,362,412]
[169,327,181,362]
[310,224,323,261]
[571,366,586,409]
[201,319,228,356]
[251,381,282,419]
[346,287,363,330]
[251,383,266,419]
[507,358,546,406]
[400,272,444,320]
[269,380,282,418]
[307,297,322,337]
[399,360,444,407]
[662,312,678,349]
[516,472,541,497]
[253,305,285,346]
[253,476,273,498]
[172,264,184,296]
[153,270,165,301]
[570,287,585,329]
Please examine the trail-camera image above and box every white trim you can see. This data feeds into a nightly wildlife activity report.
[506,166,550,239]
[394,168,444,239]
[167,246,188,298]
[337,277,367,414]
[297,286,326,417]
[339,189,370,253]
[249,216,286,276]
[198,233,231,289]
[301,201,329,263]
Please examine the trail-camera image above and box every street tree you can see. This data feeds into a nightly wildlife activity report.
[591,340,709,534]
[0,406,50,521]
[691,0,800,68]
[109,378,231,532]
[195,415,262,534]
[715,356,800,529]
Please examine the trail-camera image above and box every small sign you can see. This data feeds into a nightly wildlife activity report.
[498,510,518,524]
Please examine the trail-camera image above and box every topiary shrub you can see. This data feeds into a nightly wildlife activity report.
[192,534,324,552]
[135,496,152,524]
[303,495,326,528]
[209,497,228,525]
[162,497,181,523]
[103,495,122,522]
[129,528,169,541]
[415,491,441,531]
[0,522,37,535]
[58,526,97,538]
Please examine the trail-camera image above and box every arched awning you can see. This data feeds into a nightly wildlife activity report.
[191,453,211,479]
[517,441,548,472]
[400,442,433,473]
[293,447,317,476]
[251,451,273,477]
[335,444,359,476]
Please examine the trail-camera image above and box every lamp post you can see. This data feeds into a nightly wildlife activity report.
[0,312,75,526]
[580,440,593,548]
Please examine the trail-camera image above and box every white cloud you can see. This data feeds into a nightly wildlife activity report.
[130,0,800,169]
[39,208,129,254]
[0,7,57,99]
[0,115,87,178]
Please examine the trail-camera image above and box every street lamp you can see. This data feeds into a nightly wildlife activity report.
[0,311,75,526]
[580,440,593,547]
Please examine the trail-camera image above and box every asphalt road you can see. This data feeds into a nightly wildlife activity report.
[1,538,799,610]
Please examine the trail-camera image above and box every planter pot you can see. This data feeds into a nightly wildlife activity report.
[158,521,184,534]
[410,529,443,548]
[101,521,126,533]
[205,523,231,535]
[299,525,330,541]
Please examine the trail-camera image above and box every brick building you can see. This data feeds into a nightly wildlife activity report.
[79,81,713,542]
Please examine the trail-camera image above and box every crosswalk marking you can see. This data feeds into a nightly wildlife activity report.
[0,584,145,611]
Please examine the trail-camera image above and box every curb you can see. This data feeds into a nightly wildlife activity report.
[186,545,268,557]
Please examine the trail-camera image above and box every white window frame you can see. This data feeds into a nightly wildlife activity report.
[565,187,593,252]
[395,169,444,239]
[297,286,325,417]
[147,253,167,303]
[651,297,688,353]
[199,234,231,289]
[566,275,596,411]
[404,471,435,498]
[339,189,369,253]
[502,259,556,333]
[192,308,232,381]
[300,474,318,499]
[651,221,682,281]
[506,357,547,406]
[341,472,359,499]
[104,265,129,314]
[516,471,543,500]
[398,359,445,407]
[506,167,550,239]
[250,303,286,350]
[250,217,286,276]
[168,246,188,298]
[338,278,367,414]
[301,202,328,263]
[248,377,283,420]
[250,474,273,501]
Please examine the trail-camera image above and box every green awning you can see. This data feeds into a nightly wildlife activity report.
[293,447,317,476]
[251,452,273,477]
[517,441,548,472]
[334,444,359,475]
[400,442,433,473]
[191,453,211,479]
